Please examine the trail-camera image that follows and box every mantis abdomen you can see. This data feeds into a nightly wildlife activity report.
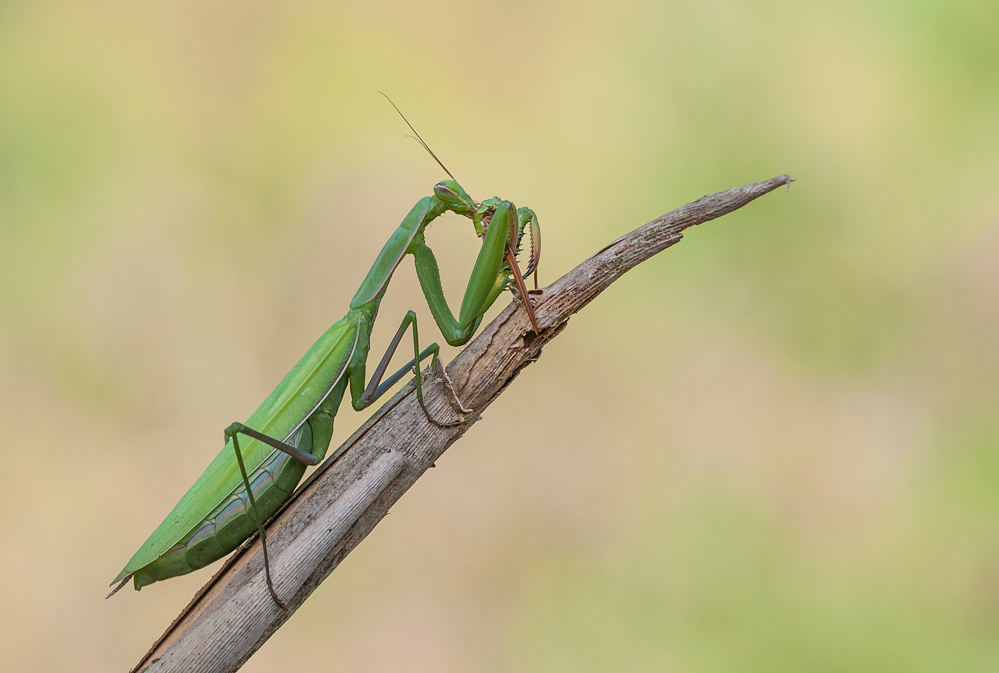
[131,380,345,589]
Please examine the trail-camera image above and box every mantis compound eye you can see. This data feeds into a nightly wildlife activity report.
[434,180,476,217]
[433,180,458,199]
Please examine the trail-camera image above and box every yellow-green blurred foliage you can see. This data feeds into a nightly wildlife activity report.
[1,0,997,670]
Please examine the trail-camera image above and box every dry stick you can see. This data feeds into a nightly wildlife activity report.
[131,174,794,673]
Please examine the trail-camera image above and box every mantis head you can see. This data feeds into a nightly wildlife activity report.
[434,180,477,218]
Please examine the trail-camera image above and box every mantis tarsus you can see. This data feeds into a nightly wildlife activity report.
[109,105,542,609]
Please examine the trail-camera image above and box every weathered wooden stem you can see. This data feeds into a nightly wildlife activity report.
[131,174,794,673]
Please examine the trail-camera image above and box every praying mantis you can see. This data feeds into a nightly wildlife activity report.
[108,103,542,609]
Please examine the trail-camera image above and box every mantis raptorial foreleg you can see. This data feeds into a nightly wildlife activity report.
[413,201,521,344]
[516,206,541,289]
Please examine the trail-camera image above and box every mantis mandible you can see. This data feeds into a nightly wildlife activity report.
[108,103,542,610]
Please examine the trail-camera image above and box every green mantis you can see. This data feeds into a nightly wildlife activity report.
[108,110,542,609]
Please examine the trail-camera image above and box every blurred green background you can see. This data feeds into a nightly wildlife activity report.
[2,0,998,671]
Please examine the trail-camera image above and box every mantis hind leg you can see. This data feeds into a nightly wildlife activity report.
[224,423,319,612]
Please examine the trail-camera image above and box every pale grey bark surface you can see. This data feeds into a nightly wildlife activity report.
[131,174,794,673]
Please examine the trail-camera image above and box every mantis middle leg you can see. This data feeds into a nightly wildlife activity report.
[350,311,467,427]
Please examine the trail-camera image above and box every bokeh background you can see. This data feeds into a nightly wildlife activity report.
[2,0,998,671]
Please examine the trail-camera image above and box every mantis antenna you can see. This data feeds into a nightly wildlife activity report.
[378,92,457,182]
